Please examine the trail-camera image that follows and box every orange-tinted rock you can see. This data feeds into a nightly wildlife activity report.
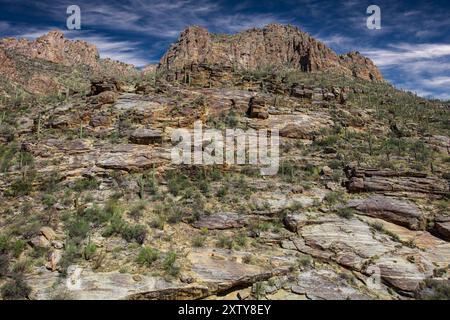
[159,24,383,82]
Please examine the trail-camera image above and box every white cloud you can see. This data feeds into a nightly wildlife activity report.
[71,34,151,67]
[421,76,450,87]
[363,43,450,66]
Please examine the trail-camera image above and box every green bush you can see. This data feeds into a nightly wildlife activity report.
[166,172,191,196]
[102,214,127,237]
[235,233,248,248]
[60,243,80,275]
[83,243,97,261]
[335,208,354,219]
[67,217,90,242]
[192,235,206,248]
[12,239,26,258]
[217,235,234,249]
[1,274,32,300]
[137,247,159,267]
[163,251,180,277]
[315,135,339,147]
[0,235,9,253]
[72,177,99,192]
[417,279,450,300]
[5,171,36,197]
[0,254,10,277]
[122,224,147,244]
[128,201,147,220]
[83,204,112,226]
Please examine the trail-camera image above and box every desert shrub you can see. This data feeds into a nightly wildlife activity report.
[417,279,450,300]
[121,224,147,244]
[217,235,234,249]
[324,191,343,206]
[0,143,18,172]
[216,185,228,198]
[102,214,127,237]
[83,204,112,226]
[82,241,97,261]
[0,235,9,253]
[335,207,354,219]
[150,215,166,230]
[235,233,248,248]
[192,235,206,248]
[167,205,183,224]
[163,251,180,277]
[1,274,31,300]
[166,171,191,196]
[242,254,255,265]
[67,217,90,242]
[72,177,99,192]
[5,171,36,197]
[41,193,56,209]
[297,254,312,268]
[253,282,266,300]
[137,247,159,267]
[12,239,26,258]
[128,201,147,220]
[314,134,339,147]
[0,254,10,276]
[370,221,384,232]
[12,260,30,274]
[59,243,80,275]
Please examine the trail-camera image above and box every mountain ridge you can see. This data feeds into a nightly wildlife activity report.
[158,24,383,82]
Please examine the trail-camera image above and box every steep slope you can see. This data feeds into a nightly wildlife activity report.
[0,30,139,98]
[159,24,383,82]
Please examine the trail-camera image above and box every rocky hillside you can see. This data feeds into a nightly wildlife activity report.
[0,25,449,301]
[0,31,139,98]
[159,24,383,82]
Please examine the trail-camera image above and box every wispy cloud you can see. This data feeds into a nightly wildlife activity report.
[363,43,450,66]
[72,34,151,67]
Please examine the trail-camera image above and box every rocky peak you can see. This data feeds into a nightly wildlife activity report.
[0,30,100,70]
[159,24,383,82]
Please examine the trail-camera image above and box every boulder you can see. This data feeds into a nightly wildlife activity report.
[96,144,170,171]
[129,128,163,145]
[40,227,57,241]
[347,196,426,230]
[434,215,450,241]
[344,166,449,196]
[292,269,372,300]
[96,91,118,105]
[192,212,248,230]
[247,96,269,119]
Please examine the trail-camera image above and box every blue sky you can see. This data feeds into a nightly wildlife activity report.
[0,0,449,100]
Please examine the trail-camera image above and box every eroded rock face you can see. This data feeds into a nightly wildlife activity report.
[192,212,248,230]
[27,266,177,300]
[293,269,372,300]
[159,24,383,82]
[0,31,99,69]
[347,196,426,230]
[247,97,269,119]
[286,214,445,294]
[96,144,170,171]
[434,215,450,241]
[344,167,449,196]
[129,128,163,145]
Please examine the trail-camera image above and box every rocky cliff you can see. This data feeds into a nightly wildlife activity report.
[0,31,100,70]
[159,24,383,82]
[0,30,138,96]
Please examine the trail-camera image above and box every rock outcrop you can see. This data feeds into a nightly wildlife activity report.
[347,196,426,230]
[0,30,99,69]
[344,167,449,196]
[159,24,383,82]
